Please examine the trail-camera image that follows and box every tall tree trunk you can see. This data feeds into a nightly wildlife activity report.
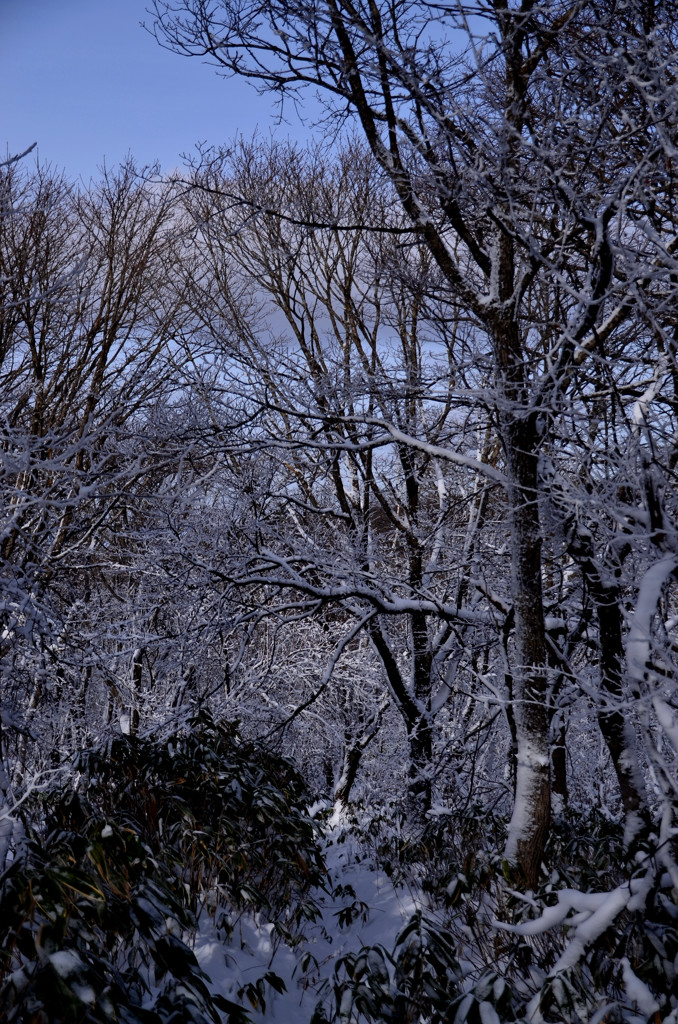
[0,724,14,873]
[572,540,650,840]
[551,717,568,814]
[406,712,433,816]
[367,619,433,817]
[409,607,433,815]
[502,417,551,887]
[333,698,389,807]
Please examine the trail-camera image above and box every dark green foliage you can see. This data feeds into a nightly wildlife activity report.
[329,909,528,1023]
[0,711,324,1023]
[70,711,325,917]
[331,911,464,1023]
[533,812,678,1018]
[328,908,525,1023]
[326,807,678,1022]
[542,810,628,893]
[238,970,287,1015]
[332,885,370,930]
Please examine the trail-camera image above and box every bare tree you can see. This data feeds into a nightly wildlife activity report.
[175,138,508,813]
[0,159,191,780]
[152,0,678,884]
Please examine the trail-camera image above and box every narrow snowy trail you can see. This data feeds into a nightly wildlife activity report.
[194,813,421,1021]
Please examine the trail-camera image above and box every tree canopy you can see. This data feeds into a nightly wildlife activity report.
[3,1,678,1018]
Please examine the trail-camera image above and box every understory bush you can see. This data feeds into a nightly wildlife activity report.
[4,724,678,1024]
[324,807,678,1023]
[0,711,325,1023]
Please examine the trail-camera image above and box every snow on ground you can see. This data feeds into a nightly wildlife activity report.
[193,807,420,1021]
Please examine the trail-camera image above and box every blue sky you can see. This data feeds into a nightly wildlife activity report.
[1,0,314,183]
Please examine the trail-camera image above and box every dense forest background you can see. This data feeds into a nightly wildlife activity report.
[3,0,678,1020]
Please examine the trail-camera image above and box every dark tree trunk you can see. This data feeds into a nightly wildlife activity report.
[406,712,433,816]
[571,536,650,839]
[333,738,363,808]
[368,619,433,817]
[502,414,551,887]
[551,718,568,812]
[333,699,389,807]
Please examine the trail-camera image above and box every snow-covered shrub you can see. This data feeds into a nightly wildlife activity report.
[495,813,678,1021]
[0,827,227,1023]
[413,806,508,899]
[324,807,678,1023]
[328,910,524,1024]
[329,910,462,1023]
[71,711,326,920]
[322,801,411,883]
[0,711,325,1022]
